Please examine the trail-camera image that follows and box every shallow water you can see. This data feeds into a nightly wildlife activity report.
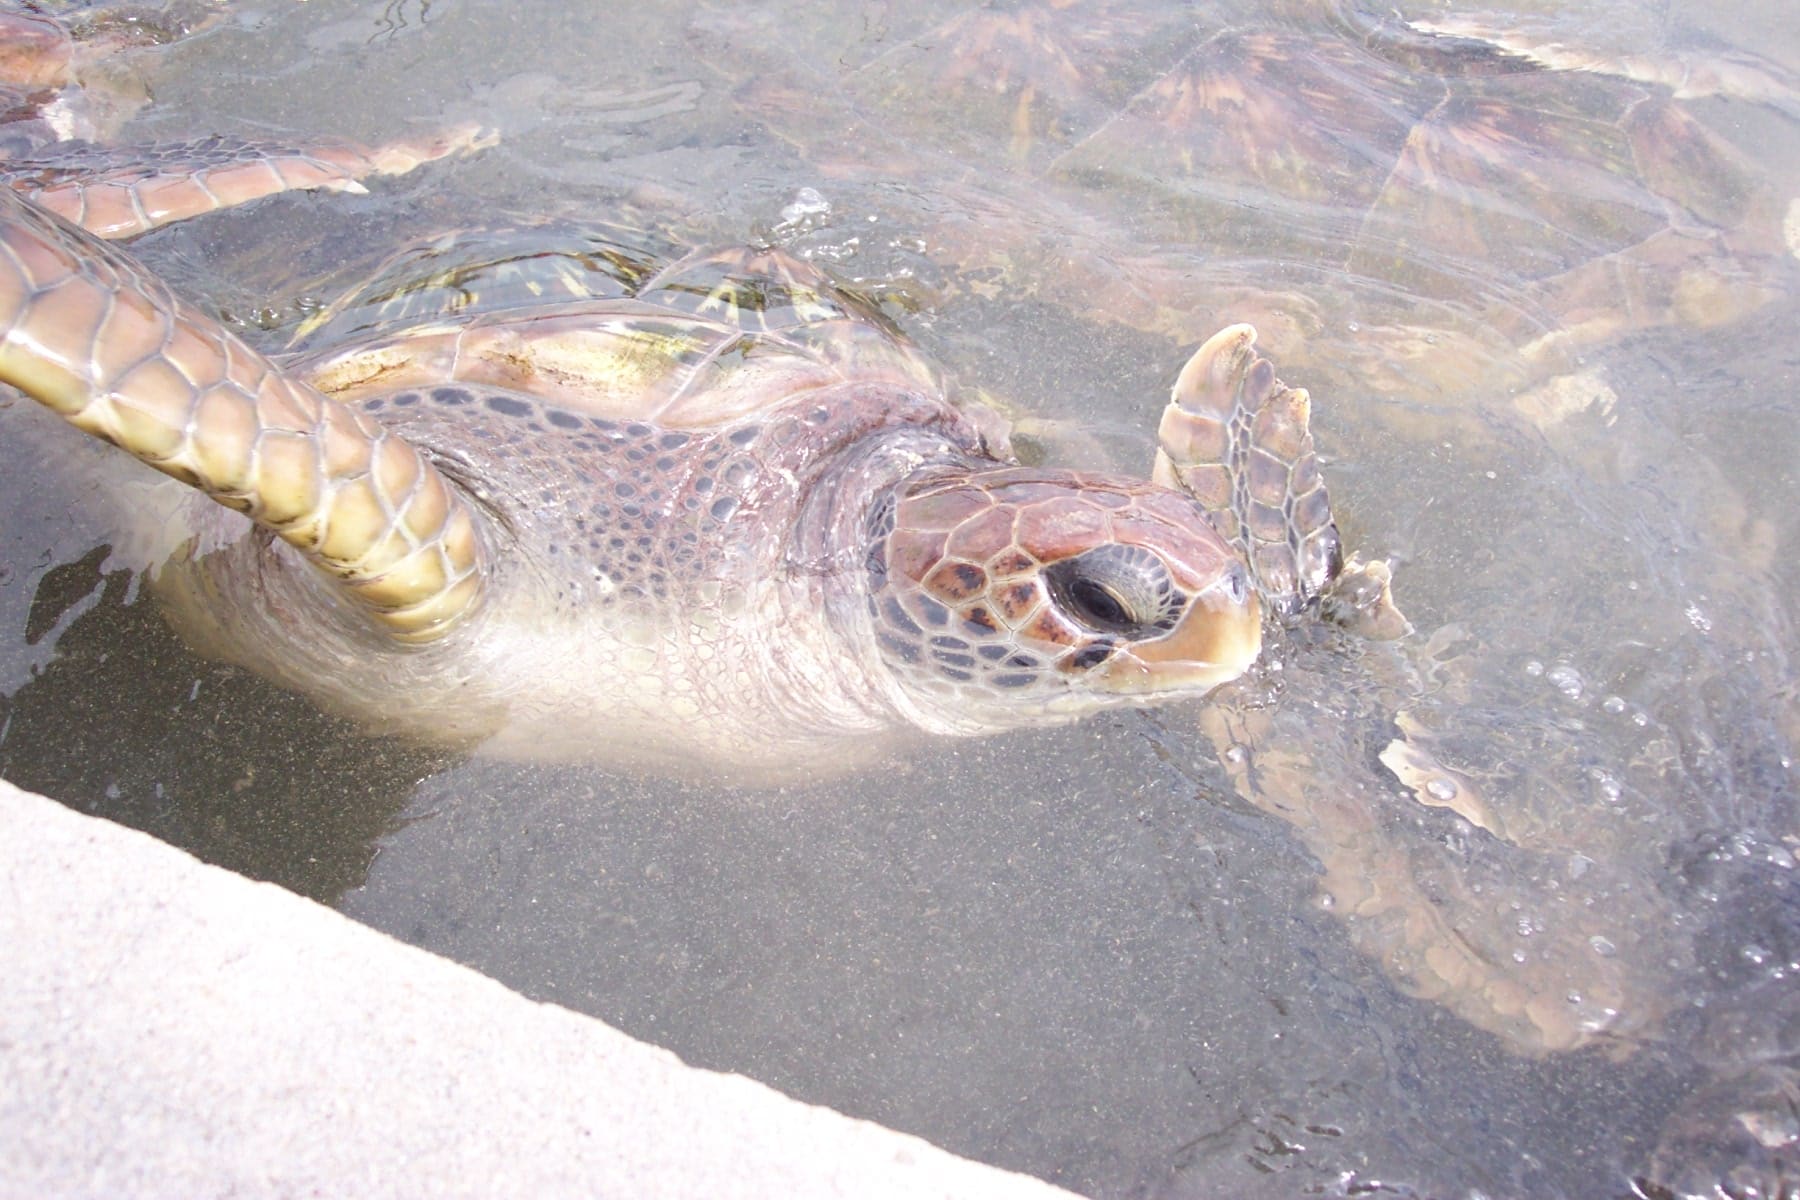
[3,1,1798,1196]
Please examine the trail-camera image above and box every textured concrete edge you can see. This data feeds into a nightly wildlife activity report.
[0,778,1083,1200]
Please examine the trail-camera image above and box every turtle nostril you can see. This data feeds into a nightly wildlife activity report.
[1223,562,1250,607]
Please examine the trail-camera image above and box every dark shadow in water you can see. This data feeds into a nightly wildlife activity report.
[0,552,453,903]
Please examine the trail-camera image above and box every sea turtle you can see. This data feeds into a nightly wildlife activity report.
[2,2,492,238]
[0,6,1396,779]
[688,0,1798,406]
[676,3,1799,1183]
[2,5,1795,1194]
[4,176,1409,777]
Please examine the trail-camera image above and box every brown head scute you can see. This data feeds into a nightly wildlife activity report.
[868,466,1260,731]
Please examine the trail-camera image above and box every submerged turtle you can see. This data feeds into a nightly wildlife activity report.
[675,4,1800,1182]
[1,180,1396,778]
[687,0,1800,970]
[1,2,491,237]
[690,0,1798,404]
[3,6,1796,1193]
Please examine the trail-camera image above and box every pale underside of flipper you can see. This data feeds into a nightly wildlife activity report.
[0,189,488,640]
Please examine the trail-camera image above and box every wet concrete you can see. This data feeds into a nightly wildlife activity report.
[0,778,1078,1200]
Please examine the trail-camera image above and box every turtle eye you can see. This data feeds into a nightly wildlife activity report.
[1045,545,1182,639]
[1065,576,1132,629]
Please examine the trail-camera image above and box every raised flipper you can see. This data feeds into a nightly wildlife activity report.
[1154,324,1406,634]
[0,189,487,640]
[8,124,496,240]
[1158,326,1647,1056]
[1152,324,1342,617]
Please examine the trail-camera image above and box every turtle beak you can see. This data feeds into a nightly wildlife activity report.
[1097,572,1262,695]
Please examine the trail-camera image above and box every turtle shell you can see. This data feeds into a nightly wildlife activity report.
[689,1,1798,398]
[683,0,1800,1079]
[292,229,951,433]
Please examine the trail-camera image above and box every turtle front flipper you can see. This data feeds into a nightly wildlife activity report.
[1155,323,1409,639]
[1158,326,1649,1055]
[0,190,487,641]
[1152,324,1342,617]
[8,124,497,240]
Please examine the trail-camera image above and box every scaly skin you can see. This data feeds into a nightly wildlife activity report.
[9,124,496,239]
[0,189,487,639]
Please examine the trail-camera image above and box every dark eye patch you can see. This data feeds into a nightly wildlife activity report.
[1044,545,1183,640]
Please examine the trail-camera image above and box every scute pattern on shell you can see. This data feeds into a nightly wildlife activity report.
[300,240,947,434]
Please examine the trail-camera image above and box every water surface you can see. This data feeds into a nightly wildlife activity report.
[2,1,1797,1196]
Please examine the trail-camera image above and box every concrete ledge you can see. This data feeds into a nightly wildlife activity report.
[0,779,1079,1200]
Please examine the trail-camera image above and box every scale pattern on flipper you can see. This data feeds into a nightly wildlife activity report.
[1152,324,1340,616]
[8,125,494,239]
[0,189,487,638]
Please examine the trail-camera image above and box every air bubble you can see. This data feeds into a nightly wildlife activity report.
[1223,743,1248,765]
[1588,936,1617,958]
[805,237,860,263]
[1684,602,1713,633]
[1524,659,1545,677]
[1589,768,1621,804]
[1425,777,1458,802]
[1545,662,1584,701]
[1601,695,1627,715]
[779,186,831,226]
[1743,944,1771,966]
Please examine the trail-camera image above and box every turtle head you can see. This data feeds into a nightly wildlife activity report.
[864,467,1261,734]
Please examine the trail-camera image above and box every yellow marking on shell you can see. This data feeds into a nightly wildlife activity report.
[307,340,442,395]
[524,322,712,394]
[694,281,743,324]
[777,282,841,326]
